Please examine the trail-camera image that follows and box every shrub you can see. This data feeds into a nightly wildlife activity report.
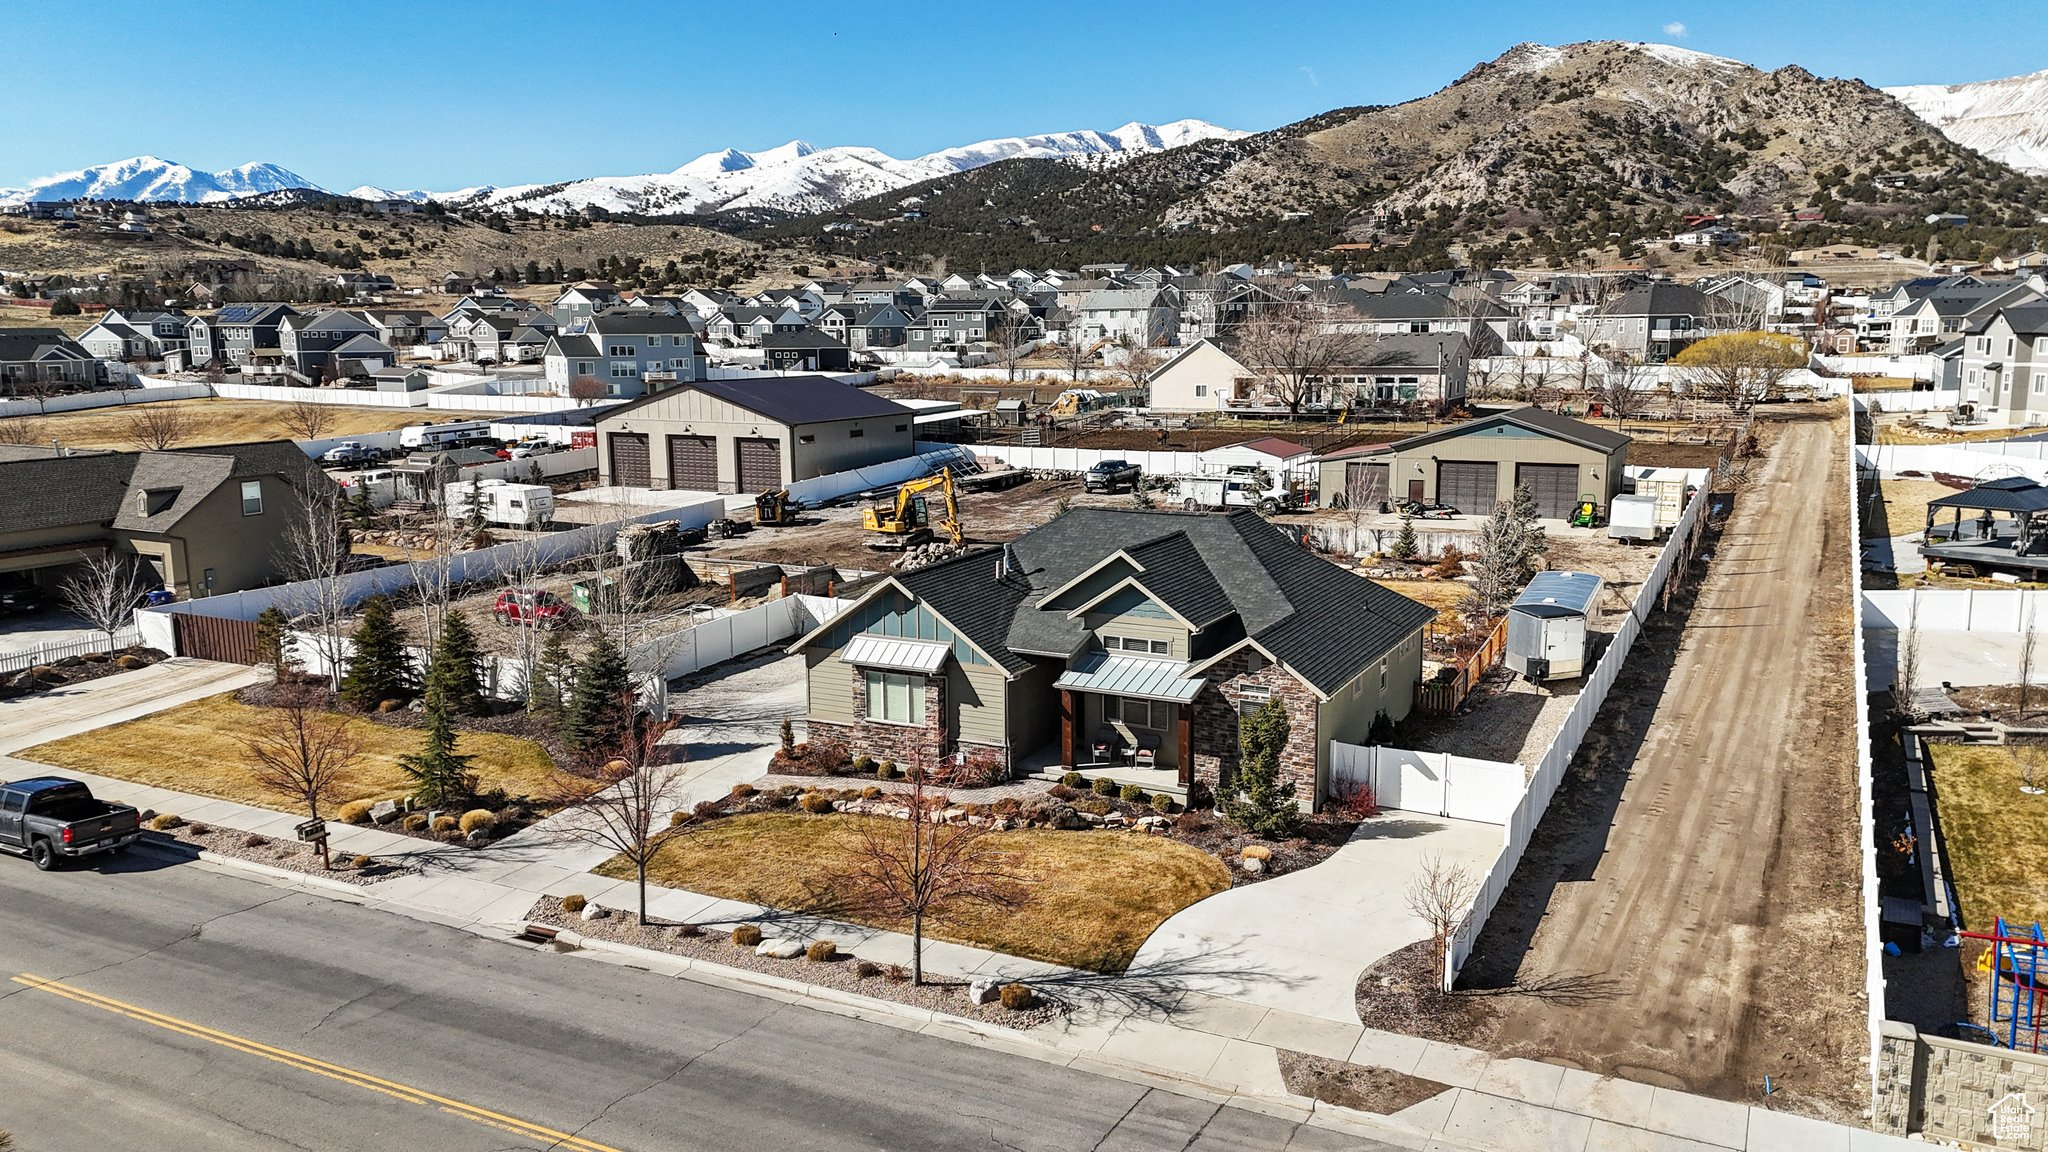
[884,963,909,982]
[243,834,269,848]
[730,783,757,799]
[952,747,1009,788]
[993,796,1023,816]
[148,813,184,831]
[1091,777,1117,796]
[779,717,796,758]
[561,894,587,914]
[1240,844,1274,862]
[860,786,882,799]
[336,800,375,825]
[675,923,703,938]
[401,813,429,832]
[1060,771,1088,788]
[1151,793,1178,813]
[1119,784,1147,803]
[431,815,459,834]
[1430,545,1469,580]
[458,809,496,835]
[798,791,834,815]
[998,983,1037,1011]
[1047,784,1077,800]
[116,654,145,670]
[1174,810,1205,833]
[1329,780,1379,820]
[731,924,763,947]
[376,698,404,713]
[1078,798,1113,816]
[802,740,848,775]
[350,855,373,870]
[877,760,897,779]
[805,940,837,962]
[854,959,882,979]
[852,755,876,774]
[190,824,210,835]
[693,800,719,818]
[669,810,691,828]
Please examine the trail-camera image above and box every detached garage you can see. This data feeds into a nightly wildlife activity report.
[1375,407,1629,519]
[596,374,916,494]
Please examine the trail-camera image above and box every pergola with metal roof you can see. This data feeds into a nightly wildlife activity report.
[1921,476,2048,575]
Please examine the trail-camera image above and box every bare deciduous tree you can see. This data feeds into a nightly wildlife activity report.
[59,550,151,651]
[280,397,335,442]
[277,483,354,691]
[1896,594,1922,713]
[1590,354,1657,428]
[544,711,689,925]
[1054,330,1095,382]
[846,761,1025,985]
[1231,300,1367,414]
[242,686,364,869]
[2021,601,2039,717]
[121,404,187,451]
[568,376,610,405]
[1406,851,1479,984]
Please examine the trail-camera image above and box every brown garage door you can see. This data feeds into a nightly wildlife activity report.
[1343,461,1389,509]
[608,432,650,487]
[666,434,716,491]
[1515,462,1581,520]
[1436,460,1498,514]
[735,437,782,492]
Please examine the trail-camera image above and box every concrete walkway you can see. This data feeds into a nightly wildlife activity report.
[0,657,263,755]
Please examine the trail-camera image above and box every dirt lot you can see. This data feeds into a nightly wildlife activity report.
[17,397,505,452]
[1446,411,1866,1119]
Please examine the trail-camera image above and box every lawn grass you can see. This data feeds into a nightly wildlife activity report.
[1370,578,1464,618]
[18,693,556,812]
[20,398,510,452]
[1874,477,1966,540]
[609,810,1232,972]
[1927,744,2048,930]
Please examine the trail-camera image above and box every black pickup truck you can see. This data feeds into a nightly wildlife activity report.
[1084,459,1142,493]
[0,778,142,870]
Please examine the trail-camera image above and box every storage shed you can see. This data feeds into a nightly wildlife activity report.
[594,374,915,494]
[1505,570,1603,681]
[1371,407,1629,519]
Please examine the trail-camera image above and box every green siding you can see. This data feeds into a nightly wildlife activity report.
[806,652,856,723]
[950,661,1007,746]
[820,592,989,666]
[1099,585,1171,619]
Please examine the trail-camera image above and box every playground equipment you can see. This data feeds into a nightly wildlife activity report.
[1963,919,2047,1052]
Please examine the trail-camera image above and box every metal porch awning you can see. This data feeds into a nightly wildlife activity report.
[841,634,951,674]
[1054,651,1205,703]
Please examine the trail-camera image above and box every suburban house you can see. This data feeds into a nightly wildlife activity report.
[706,305,807,348]
[907,297,1010,353]
[77,319,158,363]
[1148,334,1473,414]
[787,507,1437,810]
[0,328,97,392]
[1170,275,1280,341]
[762,328,852,373]
[278,310,390,381]
[1073,289,1178,348]
[595,374,915,494]
[1318,407,1629,519]
[818,302,913,350]
[550,282,624,330]
[1889,280,2040,355]
[1578,282,1719,362]
[1959,303,2048,420]
[210,303,300,366]
[1146,339,1260,412]
[543,309,707,399]
[0,440,338,599]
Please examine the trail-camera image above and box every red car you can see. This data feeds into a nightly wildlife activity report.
[492,588,571,627]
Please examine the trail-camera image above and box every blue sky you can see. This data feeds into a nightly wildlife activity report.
[5,0,2045,191]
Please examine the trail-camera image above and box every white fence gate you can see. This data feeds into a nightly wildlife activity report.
[1327,743,1524,825]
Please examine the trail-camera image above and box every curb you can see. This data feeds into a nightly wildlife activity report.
[131,838,371,898]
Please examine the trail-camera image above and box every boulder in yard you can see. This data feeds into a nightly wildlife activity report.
[369,800,402,824]
[580,902,609,921]
[1241,857,1265,874]
[53,655,85,668]
[1135,815,1170,833]
[755,938,806,959]
[965,978,1001,1005]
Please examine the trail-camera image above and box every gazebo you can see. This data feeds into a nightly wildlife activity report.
[1920,476,2048,576]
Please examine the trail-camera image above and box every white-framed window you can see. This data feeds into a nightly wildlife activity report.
[1105,696,1171,731]
[1105,636,1171,656]
[647,335,662,347]
[240,480,263,516]
[1194,385,1208,397]
[2009,338,2018,358]
[864,671,924,725]
[577,361,595,375]
[611,363,637,378]
[671,359,693,371]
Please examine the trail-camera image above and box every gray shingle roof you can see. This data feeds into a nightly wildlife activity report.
[602,375,909,427]
[1389,406,1631,455]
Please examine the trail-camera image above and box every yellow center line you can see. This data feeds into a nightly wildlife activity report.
[12,974,626,1152]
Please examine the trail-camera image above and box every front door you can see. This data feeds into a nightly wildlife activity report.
[1407,478,1425,504]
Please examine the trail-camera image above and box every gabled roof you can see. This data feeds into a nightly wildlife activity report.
[589,307,704,336]
[0,328,91,363]
[601,374,910,427]
[1389,406,1631,455]
[546,334,600,358]
[1595,281,1712,318]
[762,328,847,350]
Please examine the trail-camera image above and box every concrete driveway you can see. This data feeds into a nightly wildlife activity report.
[0,657,262,757]
[0,608,109,659]
[1132,813,1503,1024]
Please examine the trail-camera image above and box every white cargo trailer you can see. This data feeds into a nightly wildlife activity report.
[1607,493,1661,542]
[1505,570,1603,681]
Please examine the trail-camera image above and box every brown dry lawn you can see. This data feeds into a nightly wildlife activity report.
[1370,578,1462,627]
[0,303,94,336]
[18,398,490,451]
[1926,745,2048,931]
[1876,476,1966,538]
[19,693,556,812]
[612,810,1231,972]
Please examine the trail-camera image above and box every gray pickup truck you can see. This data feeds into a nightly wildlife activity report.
[0,777,142,870]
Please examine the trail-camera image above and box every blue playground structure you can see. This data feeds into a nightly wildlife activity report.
[1971,919,2047,1052]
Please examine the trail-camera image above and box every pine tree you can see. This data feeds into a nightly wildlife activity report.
[1390,514,1420,561]
[561,632,632,757]
[345,484,376,526]
[1509,483,1549,560]
[401,686,474,808]
[339,596,414,708]
[1227,697,1301,839]
[528,631,573,716]
[252,606,295,683]
[426,609,487,716]
[463,476,487,532]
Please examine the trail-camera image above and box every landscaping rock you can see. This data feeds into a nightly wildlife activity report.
[940,807,968,824]
[755,938,806,959]
[1103,812,1127,828]
[52,655,85,668]
[965,978,1001,1005]
[580,902,609,921]
[369,800,402,824]
[1079,811,1105,826]
[1241,857,1265,874]
[8,671,41,690]
[1135,815,1170,834]
[465,828,491,844]
[1049,806,1088,831]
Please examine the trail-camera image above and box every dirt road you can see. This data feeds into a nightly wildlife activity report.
[1458,411,1864,1117]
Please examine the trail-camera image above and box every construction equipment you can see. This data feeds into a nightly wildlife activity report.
[754,489,799,527]
[863,469,963,549]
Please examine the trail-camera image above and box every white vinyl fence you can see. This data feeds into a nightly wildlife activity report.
[927,441,1207,476]
[1328,744,1525,824]
[1862,588,2048,633]
[1858,442,2048,484]
[0,382,212,420]
[1817,354,1939,381]
[0,627,143,674]
[1848,409,1888,1118]
[210,381,424,407]
[1854,391,1954,414]
[1439,482,1708,988]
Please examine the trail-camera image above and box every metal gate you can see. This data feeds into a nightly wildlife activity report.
[1344,461,1389,509]
[608,432,650,487]
[1436,461,1498,514]
[1515,463,1580,520]
[172,614,261,664]
[666,434,716,491]
[735,437,782,493]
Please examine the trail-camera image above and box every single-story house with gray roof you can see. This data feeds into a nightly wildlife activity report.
[787,507,1436,811]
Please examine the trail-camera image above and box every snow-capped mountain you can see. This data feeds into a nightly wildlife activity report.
[0,156,321,205]
[441,119,1245,216]
[1887,70,2048,174]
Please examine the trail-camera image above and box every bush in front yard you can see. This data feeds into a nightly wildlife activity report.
[852,755,876,775]
[949,747,1009,788]
[401,813,429,832]
[336,800,375,825]
[1119,784,1147,803]
[731,924,763,947]
[1091,777,1118,796]
[798,792,833,815]
[431,815,459,835]
[1061,771,1087,788]
[998,983,1037,1011]
[350,855,373,870]
[1240,844,1273,862]
[148,813,183,831]
[561,894,587,914]
[458,809,496,835]
[1151,793,1178,813]
[877,760,898,779]
[805,940,837,962]
[730,783,757,799]
[854,960,881,979]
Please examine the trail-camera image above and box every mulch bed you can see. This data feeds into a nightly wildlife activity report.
[1353,939,1501,1048]
[526,896,1067,1029]
[140,824,417,886]
[0,645,169,698]
[1277,1049,1451,1115]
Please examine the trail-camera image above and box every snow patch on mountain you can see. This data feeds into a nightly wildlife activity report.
[1631,43,1747,71]
[1887,69,2048,174]
[0,156,322,205]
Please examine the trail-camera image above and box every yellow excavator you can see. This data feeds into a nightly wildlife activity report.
[862,469,963,549]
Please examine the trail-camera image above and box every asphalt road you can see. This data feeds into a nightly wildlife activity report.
[0,853,1391,1152]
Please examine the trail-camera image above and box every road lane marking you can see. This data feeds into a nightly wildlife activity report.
[12,974,626,1152]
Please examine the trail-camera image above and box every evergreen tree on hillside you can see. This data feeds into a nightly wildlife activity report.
[561,632,632,757]
[401,686,474,809]
[339,596,414,708]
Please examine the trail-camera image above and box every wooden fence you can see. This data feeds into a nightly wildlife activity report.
[1414,617,1508,716]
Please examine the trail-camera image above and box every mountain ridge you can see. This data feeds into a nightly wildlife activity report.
[1887,70,2048,174]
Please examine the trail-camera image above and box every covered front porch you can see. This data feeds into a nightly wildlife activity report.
[1051,650,1205,787]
